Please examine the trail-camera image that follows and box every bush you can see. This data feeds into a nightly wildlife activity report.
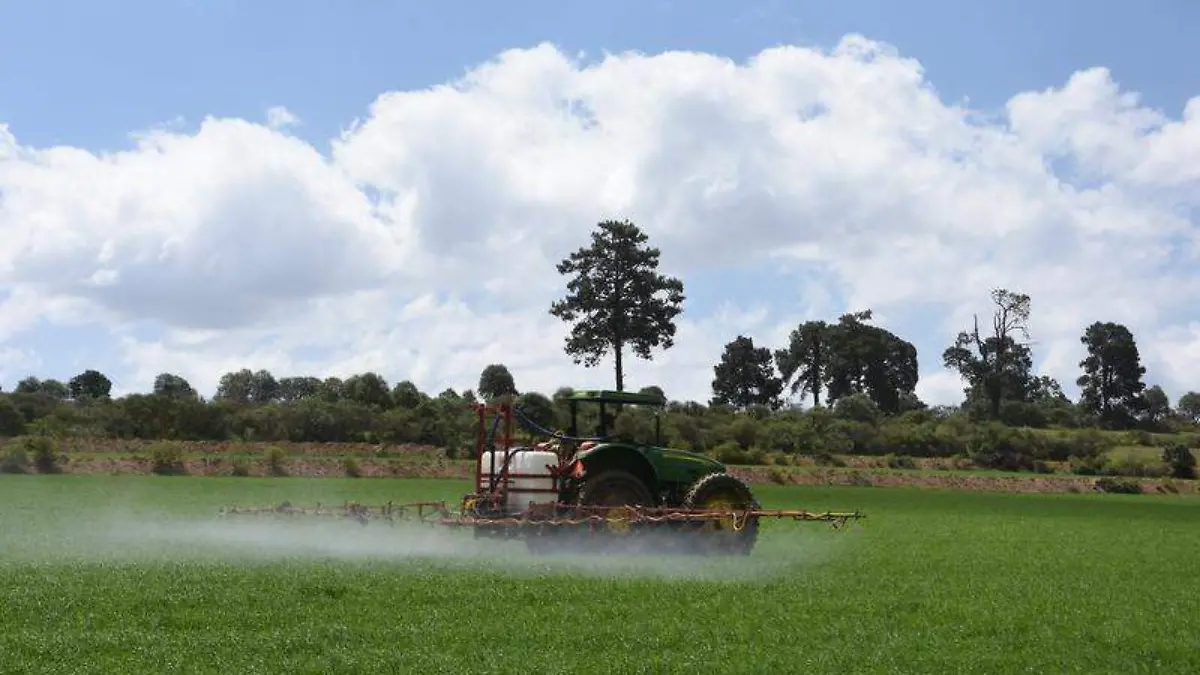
[1162,442,1197,479]
[0,442,29,474]
[22,435,62,474]
[1095,476,1142,494]
[968,423,1034,472]
[148,442,186,475]
[343,458,362,478]
[264,446,287,476]
[810,451,845,467]
[1104,454,1167,478]
[885,454,916,470]
[1070,455,1105,475]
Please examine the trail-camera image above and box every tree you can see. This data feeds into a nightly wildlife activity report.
[1142,384,1170,425]
[152,373,197,400]
[215,369,279,404]
[638,385,666,401]
[16,377,69,400]
[317,377,344,402]
[775,320,829,407]
[515,391,557,435]
[942,289,1034,419]
[343,372,393,409]
[1176,391,1200,425]
[823,311,919,414]
[1162,442,1196,479]
[478,364,518,401]
[711,335,784,410]
[549,219,685,391]
[1029,375,1068,402]
[69,369,112,400]
[391,380,424,409]
[278,376,321,402]
[1076,321,1147,428]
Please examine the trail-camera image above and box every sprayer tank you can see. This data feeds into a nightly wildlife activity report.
[478,448,559,513]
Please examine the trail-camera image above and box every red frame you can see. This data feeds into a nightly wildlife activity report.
[471,402,565,513]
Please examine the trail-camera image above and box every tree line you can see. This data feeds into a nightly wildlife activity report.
[710,289,1194,433]
[542,219,1193,433]
[1,218,1198,462]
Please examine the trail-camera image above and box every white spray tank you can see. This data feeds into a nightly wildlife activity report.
[478,446,559,513]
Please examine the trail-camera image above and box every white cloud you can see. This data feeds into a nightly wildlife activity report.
[1,35,1198,406]
[266,106,300,130]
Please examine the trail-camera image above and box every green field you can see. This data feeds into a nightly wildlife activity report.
[2,476,1198,673]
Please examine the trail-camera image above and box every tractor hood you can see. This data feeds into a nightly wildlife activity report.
[574,441,727,486]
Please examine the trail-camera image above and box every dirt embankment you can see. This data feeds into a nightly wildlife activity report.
[3,437,1193,495]
[731,466,1196,495]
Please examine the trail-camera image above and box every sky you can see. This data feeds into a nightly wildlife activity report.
[1,0,1198,407]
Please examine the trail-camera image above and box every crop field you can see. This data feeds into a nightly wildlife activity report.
[2,476,1199,673]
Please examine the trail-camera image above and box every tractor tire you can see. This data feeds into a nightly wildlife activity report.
[681,472,760,556]
[566,468,656,554]
[576,468,655,509]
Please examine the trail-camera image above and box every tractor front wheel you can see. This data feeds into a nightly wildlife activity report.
[682,472,760,555]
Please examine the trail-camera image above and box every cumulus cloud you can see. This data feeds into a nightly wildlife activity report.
[0,34,1198,405]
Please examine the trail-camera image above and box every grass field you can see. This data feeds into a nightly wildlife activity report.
[2,476,1199,673]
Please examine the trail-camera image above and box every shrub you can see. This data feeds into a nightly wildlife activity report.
[148,442,186,475]
[885,454,916,470]
[264,446,287,476]
[343,458,362,478]
[1070,455,1105,476]
[1064,428,1112,460]
[230,459,250,477]
[810,451,845,467]
[1162,442,1197,480]
[23,435,61,474]
[1104,454,1167,478]
[0,442,29,474]
[710,441,768,466]
[968,423,1034,472]
[1124,430,1154,446]
[1095,476,1142,494]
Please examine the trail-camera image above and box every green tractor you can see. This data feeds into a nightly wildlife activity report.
[496,389,762,555]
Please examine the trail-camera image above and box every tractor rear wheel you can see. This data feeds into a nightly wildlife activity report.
[578,468,655,535]
[682,472,760,555]
[525,469,655,555]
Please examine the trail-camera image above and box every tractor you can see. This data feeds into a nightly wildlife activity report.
[468,389,764,555]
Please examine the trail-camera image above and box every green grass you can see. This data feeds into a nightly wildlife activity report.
[2,476,1199,673]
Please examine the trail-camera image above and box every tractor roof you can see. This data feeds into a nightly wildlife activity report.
[568,389,666,406]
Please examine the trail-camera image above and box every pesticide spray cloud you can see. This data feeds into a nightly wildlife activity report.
[2,508,855,583]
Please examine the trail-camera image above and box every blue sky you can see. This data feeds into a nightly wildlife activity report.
[1,0,1198,403]
[3,0,1195,150]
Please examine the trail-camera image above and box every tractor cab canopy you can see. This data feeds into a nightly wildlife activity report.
[566,389,665,446]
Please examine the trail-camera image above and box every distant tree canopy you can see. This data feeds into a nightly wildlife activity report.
[549,219,685,392]
[942,289,1034,420]
[478,364,518,401]
[711,335,784,411]
[774,311,919,414]
[1077,321,1148,428]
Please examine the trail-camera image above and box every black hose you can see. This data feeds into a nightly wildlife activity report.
[511,404,607,443]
